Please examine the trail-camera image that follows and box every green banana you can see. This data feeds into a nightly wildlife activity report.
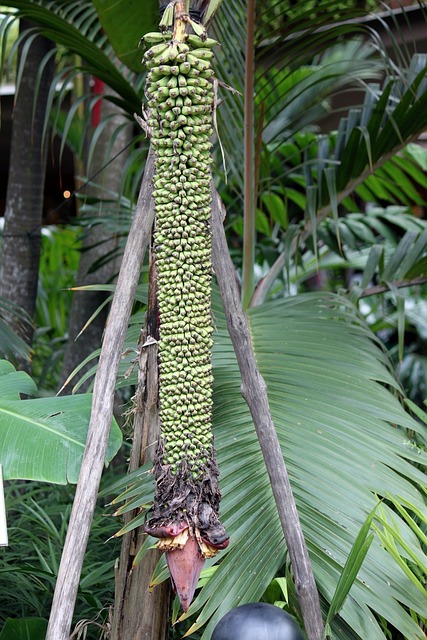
[141,19,229,613]
[143,31,171,44]
[144,41,169,60]
[189,48,216,60]
[186,34,219,49]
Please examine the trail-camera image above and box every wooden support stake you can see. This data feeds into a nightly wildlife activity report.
[211,186,325,640]
[111,255,171,640]
[46,150,156,640]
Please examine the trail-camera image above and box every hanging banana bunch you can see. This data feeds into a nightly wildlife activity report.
[142,1,229,613]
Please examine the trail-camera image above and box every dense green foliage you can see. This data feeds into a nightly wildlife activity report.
[0,479,121,639]
[0,0,426,638]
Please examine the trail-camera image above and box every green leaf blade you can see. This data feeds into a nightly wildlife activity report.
[0,363,122,484]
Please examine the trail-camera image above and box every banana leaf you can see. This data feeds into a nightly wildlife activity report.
[92,0,158,72]
[0,360,122,484]
[0,618,48,640]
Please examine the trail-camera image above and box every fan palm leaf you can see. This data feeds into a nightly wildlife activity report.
[111,291,426,639]
[195,293,427,639]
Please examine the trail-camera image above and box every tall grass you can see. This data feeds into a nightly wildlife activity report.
[0,477,121,638]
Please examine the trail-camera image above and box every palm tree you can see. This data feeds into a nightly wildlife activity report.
[0,1,426,639]
[1,20,55,363]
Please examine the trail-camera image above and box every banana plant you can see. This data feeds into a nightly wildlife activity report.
[140,5,230,611]
[0,359,122,483]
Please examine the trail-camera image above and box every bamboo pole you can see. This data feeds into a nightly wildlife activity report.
[110,258,171,640]
[46,150,156,640]
[211,186,325,640]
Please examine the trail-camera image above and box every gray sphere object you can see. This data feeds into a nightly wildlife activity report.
[211,603,304,640]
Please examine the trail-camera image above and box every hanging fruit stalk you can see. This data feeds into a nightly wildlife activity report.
[142,1,229,613]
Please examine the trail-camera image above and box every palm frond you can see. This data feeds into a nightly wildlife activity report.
[213,1,420,201]
[110,292,427,639]
[58,279,148,394]
[0,0,142,113]
[0,293,32,362]
[261,39,383,148]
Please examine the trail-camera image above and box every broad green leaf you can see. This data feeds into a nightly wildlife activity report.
[261,192,288,229]
[0,618,48,640]
[93,0,159,72]
[255,208,271,236]
[263,576,289,608]
[0,360,37,399]
[285,188,306,211]
[0,362,122,484]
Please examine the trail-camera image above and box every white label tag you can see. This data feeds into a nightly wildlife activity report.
[0,465,8,546]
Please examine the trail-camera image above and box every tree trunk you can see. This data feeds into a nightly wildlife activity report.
[0,22,55,359]
[59,91,132,391]
[111,259,171,639]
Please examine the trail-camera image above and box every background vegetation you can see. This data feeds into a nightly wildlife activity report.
[0,0,426,638]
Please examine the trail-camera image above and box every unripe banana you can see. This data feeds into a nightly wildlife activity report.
[155,76,170,88]
[142,22,228,565]
[189,56,212,72]
[166,43,179,61]
[198,68,215,79]
[186,34,219,49]
[167,75,178,89]
[187,77,210,88]
[145,49,172,67]
[179,61,192,75]
[177,42,190,54]
[144,42,170,59]
[157,100,175,113]
[187,66,201,78]
[143,31,171,44]
[158,64,173,76]
[189,48,215,60]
